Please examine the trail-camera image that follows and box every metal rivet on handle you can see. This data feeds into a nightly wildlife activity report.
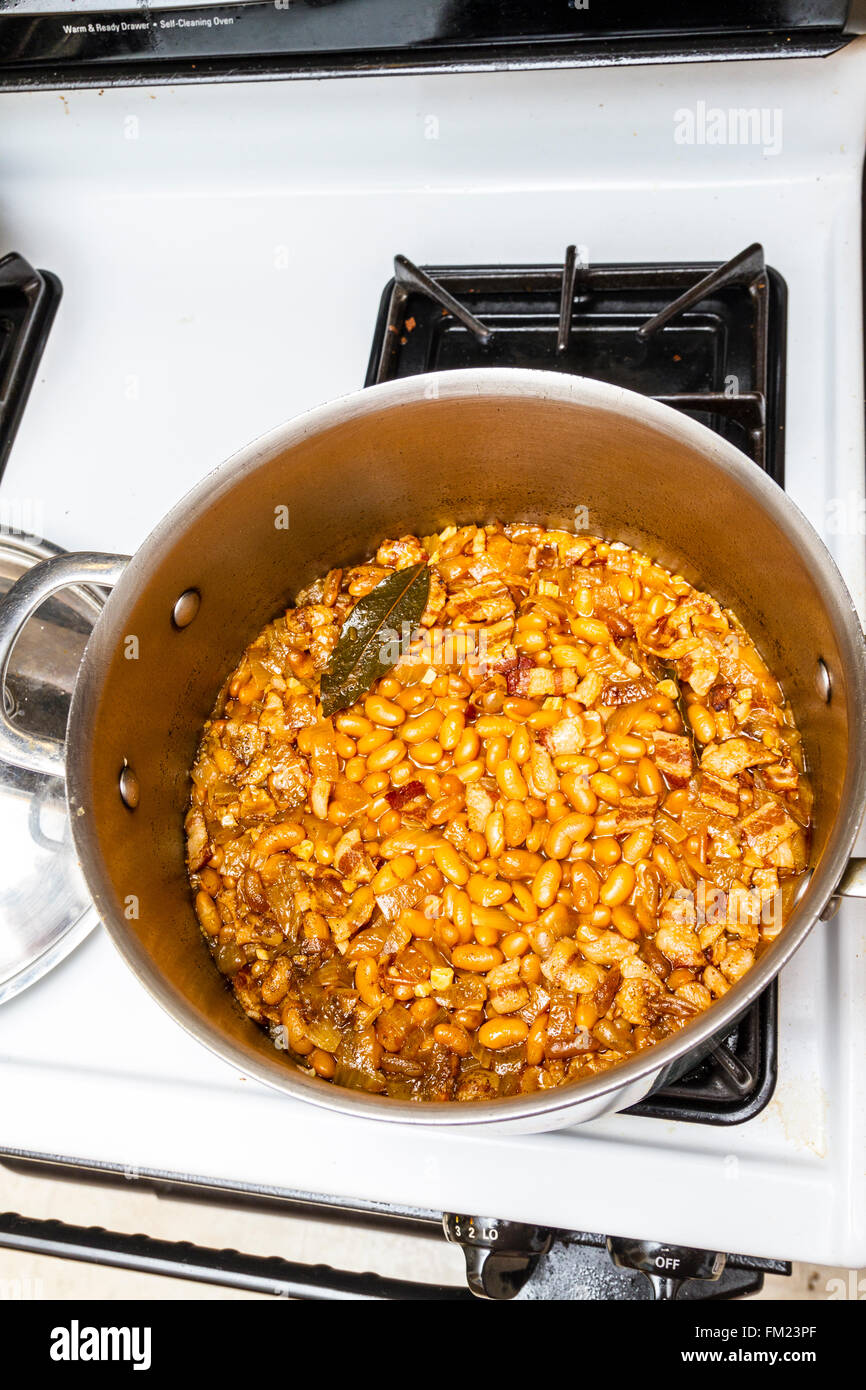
[119,765,140,810]
[172,589,200,629]
[815,658,831,703]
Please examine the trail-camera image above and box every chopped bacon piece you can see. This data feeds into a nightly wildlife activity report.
[504,655,533,696]
[600,675,654,706]
[740,800,798,858]
[545,716,585,757]
[678,646,719,697]
[465,783,495,833]
[699,770,740,818]
[615,794,658,831]
[385,780,426,812]
[651,731,693,785]
[573,671,604,707]
[708,681,736,711]
[762,758,800,791]
[332,828,375,882]
[701,737,776,779]
[527,667,577,697]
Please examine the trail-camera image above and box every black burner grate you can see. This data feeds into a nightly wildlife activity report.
[365,246,786,1125]
[0,253,61,485]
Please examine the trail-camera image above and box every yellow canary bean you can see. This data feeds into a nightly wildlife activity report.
[195,890,221,936]
[309,1048,336,1079]
[485,810,506,858]
[637,755,664,797]
[531,859,562,908]
[411,739,444,766]
[611,903,641,939]
[433,1023,471,1056]
[366,738,406,773]
[478,1017,529,1050]
[336,712,372,737]
[484,735,509,773]
[525,1013,548,1065]
[545,812,595,860]
[453,728,481,765]
[560,772,598,815]
[455,758,484,783]
[501,930,530,958]
[249,821,305,866]
[687,703,717,743]
[355,957,384,1008]
[475,715,517,738]
[664,787,690,817]
[589,772,621,805]
[599,861,636,906]
[496,758,528,801]
[364,695,406,727]
[510,725,532,765]
[502,800,532,847]
[504,883,538,923]
[467,874,513,907]
[503,697,539,720]
[499,849,544,880]
[592,836,622,866]
[607,733,647,760]
[451,943,503,972]
[550,644,587,670]
[433,842,470,886]
[572,616,610,644]
[357,727,391,755]
[469,905,511,935]
[622,827,654,863]
[438,709,465,751]
[403,709,443,744]
[390,853,417,881]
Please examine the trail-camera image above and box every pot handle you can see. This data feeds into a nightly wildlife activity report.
[836,858,866,898]
[0,551,129,779]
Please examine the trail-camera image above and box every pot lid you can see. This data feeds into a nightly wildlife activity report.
[0,531,105,1004]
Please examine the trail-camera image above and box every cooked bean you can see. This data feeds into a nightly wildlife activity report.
[503,800,532,847]
[467,874,513,907]
[478,1018,529,1050]
[637,755,664,797]
[365,695,406,727]
[452,944,503,972]
[499,849,544,879]
[545,813,595,860]
[434,843,470,886]
[195,890,221,937]
[531,859,562,908]
[599,862,636,906]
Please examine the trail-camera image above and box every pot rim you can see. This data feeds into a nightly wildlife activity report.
[68,367,866,1128]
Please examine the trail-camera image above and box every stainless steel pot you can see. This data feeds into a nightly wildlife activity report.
[1,369,864,1133]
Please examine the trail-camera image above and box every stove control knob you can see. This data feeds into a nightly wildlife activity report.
[443,1214,552,1300]
[606,1235,726,1300]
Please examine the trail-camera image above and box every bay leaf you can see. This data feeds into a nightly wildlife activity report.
[319,562,431,717]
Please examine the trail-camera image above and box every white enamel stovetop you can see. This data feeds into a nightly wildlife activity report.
[0,40,864,1266]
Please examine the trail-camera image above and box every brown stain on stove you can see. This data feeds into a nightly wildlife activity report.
[764,1075,827,1157]
[58,95,70,115]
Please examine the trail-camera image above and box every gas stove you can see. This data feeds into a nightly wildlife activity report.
[0,36,864,1296]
